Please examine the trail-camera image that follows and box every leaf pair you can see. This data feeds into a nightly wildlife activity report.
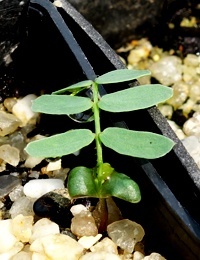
[68,166,141,203]
[32,84,173,115]
[25,127,174,159]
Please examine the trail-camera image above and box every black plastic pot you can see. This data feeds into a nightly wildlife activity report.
[4,0,200,259]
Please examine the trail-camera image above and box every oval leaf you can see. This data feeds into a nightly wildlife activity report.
[95,69,151,84]
[52,80,93,94]
[100,127,175,159]
[32,94,93,115]
[101,171,141,203]
[98,84,173,112]
[25,129,95,158]
[68,166,98,198]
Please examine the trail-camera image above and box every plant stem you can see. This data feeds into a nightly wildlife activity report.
[92,82,103,168]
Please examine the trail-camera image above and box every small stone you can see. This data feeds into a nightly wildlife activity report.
[189,82,200,102]
[0,144,20,166]
[78,234,102,249]
[182,136,200,168]
[31,252,47,259]
[179,99,195,116]
[24,156,44,169]
[9,185,24,201]
[12,94,39,127]
[70,204,88,216]
[0,111,21,137]
[133,251,145,260]
[28,171,40,179]
[184,54,200,67]
[46,159,61,171]
[23,178,64,199]
[0,201,4,209]
[79,251,121,260]
[107,219,145,253]
[11,214,34,243]
[149,56,183,86]
[143,252,166,259]
[30,233,84,260]
[11,251,32,260]
[0,175,21,198]
[0,241,24,259]
[183,115,200,137]
[71,210,98,237]
[9,196,35,218]
[157,104,173,119]
[29,218,60,244]
[3,97,18,113]
[166,81,189,109]
[33,189,72,227]
[0,219,18,253]
[167,120,186,140]
[91,237,118,254]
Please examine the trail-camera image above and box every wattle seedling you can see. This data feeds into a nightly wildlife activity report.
[25,69,175,203]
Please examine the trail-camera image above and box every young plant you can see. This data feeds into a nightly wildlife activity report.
[25,69,175,204]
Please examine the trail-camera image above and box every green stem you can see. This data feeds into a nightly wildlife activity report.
[92,82,103,168]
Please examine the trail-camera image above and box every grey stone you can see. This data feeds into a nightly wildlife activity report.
[0,175,21,198]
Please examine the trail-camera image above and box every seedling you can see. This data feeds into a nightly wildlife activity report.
[25,69,174,204]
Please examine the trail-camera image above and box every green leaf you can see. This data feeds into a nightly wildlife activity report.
[68,167,98,198]
[31,94,93,115]
[25,129,95,158]
[52,80,93,94]
[98,84,173,112]
[101,171,141,203]
[100,127,175,159]
[95,69,151,84]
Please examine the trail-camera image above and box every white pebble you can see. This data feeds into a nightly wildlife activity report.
[24,156,44,169]
[23,178,64,199]
[79,251,121,260]
[133,251,145,260]
[182,136,200,168]
[11,214,33,243]
[184,54,200,67]
[143,252,166,259]
[70,204,88,216]
[11,251,32,260]
[29,218,60,244]
[46,159,61,171]
[12,94,39,127]
[78,234,102,249]
[0,241,24,259]
[149,56,183,85]
[30,233,84,260]
[183,117,200,137]
[0,219,18,254]
[90,237,118,254]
